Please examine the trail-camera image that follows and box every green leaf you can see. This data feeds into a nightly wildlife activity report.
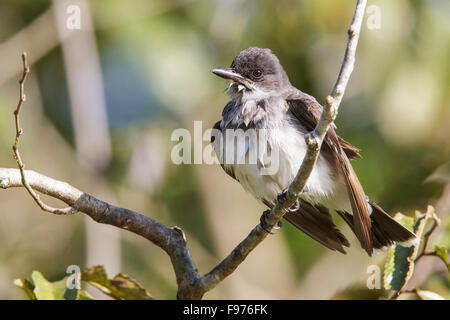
[415,289,445,300]
[15,266,152,300]
[81,265,154,300]
[435,246,450,272]
[15,270,82,300]
[384,206,436,290]
[31,271,79,300]
[31,271,55,299]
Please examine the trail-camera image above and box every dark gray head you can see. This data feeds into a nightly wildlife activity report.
[212,47,290,94]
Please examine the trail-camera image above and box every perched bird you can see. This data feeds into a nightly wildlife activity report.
[211,47,415,255]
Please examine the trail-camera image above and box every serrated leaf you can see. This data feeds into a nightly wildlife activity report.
[435,246,450,272]
[384,206,436,290]
[415,289,445,300]
[14,278,36,300]
[81,265,153,300]
[110,273,155,300]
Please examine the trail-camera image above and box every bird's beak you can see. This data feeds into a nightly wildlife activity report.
[211,68,252,90]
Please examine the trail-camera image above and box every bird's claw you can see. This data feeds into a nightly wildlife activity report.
[260,210,282,234]
[277,191,287,206]
[260,210,274,234]
[277,190,300,212]
[274,220,282,230]
[289,200,300,212]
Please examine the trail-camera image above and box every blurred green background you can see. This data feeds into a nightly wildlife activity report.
[0,0,449,299]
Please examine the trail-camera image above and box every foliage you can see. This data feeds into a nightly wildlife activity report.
[14,265,153,300]
[383,206,449,300]
[15,205,449,300]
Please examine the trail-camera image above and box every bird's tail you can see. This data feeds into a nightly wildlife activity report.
[337,199,417,251]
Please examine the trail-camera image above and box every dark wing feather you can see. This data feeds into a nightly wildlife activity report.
[284,200,350,254]
[286,91,361,160]
[337,136,361,160]
[285,89,373,255]
[212,120,236,180]
[337,154,373,255]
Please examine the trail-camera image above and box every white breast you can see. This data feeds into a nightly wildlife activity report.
[222,124,340,207]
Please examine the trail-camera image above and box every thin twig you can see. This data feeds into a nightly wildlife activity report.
[12,52,76,215]
[388,290,401,300]
[0,168,200,298]
[4,53,201,299]
[415,215,440,263]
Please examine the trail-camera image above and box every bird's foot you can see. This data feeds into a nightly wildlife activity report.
[277,190,300,212]
[260,210,273,234]
[260,210,282,234]
[275,220,282,230]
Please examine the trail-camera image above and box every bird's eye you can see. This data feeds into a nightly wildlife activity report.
[252,69,263,78]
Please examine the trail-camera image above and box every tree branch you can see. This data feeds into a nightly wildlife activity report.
[12,53,76,215]
[4,51,202,299]
[0,0,367,299]
[0,168,201,298]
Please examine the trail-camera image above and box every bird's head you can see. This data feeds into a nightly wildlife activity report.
[212,47,290,98]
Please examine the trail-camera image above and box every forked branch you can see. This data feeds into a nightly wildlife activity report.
[0,0,367,299]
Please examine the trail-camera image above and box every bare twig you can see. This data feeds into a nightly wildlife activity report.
[415,215,440,263]
[1,0,367,299]
[389,288,418,300]
[11,53,76,215]
[388,290,401,300]
[0,168,201,298]
[5,53,201,299]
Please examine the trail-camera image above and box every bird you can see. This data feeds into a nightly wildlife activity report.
[210,47,416,256]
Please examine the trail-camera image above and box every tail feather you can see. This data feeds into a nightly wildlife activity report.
[337,200,416,251]
[337,150,373,255]
[369,200,416,245]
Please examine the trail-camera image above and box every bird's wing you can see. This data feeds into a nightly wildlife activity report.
[284,200,350,253]
[285,89,373,255]
[212,120,236,181]
[285,91,361,160]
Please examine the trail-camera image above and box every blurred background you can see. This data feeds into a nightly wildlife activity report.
[0,0,449,299]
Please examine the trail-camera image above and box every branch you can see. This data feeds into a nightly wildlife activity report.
[11,53,75,215]
[1,0,367,300]
[0,168,201,298]
[4,52,201,299]
[415,215,440,262]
